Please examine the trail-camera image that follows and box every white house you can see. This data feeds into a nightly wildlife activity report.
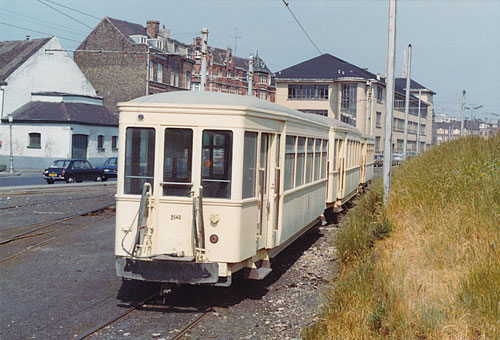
[0,36,118,170]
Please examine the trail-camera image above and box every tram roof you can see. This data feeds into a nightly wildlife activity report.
[126,91,360,133]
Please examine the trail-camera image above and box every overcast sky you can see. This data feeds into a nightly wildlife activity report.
[1,0,499,120]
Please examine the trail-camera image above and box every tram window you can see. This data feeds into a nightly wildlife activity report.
[125,127,155,195]
[322,140,327,178]
[284,136,296,190]
[242,132,258,199]
[314,139,321,181]
[163,128,193,196]
[296,137,305,187]
[306,138,314,183]
[201,130,233,198]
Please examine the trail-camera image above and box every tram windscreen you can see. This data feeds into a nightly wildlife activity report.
[201,130,232,198]
[163,128,193,196]
[124,127,155,194]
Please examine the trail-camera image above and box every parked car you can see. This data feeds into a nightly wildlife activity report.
[100,157,117,181]
[392,152,403,165]
[374,154,384,167]
[43,159,103,184]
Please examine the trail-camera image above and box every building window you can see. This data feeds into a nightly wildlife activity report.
[112,136,118,150]
[97,135,105,150]
[157,64,163,83]
[298,109,328,117]
[375,136,381,152]
[170,70,175,86]
[175,71,179,87]
[377,86,383,103]
[149,61,154,80]
[376,111,382,128]
[28,132,41,149]
[288,84,328,100]
[340,83,357,126]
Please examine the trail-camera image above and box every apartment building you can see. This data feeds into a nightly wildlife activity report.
[275,54,435,154]
[190,38,275,101]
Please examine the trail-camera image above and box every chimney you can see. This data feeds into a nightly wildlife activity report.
[146,20,160,38]
[159,25,170,39]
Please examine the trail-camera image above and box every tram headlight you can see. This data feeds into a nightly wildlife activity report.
[209,234,219,244]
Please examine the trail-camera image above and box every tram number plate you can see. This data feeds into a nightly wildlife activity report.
[171,214,181,221]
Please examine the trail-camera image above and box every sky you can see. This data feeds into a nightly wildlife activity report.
[1,0,499,120]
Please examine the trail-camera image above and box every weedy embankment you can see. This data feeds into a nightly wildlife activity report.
[303,135,500,339]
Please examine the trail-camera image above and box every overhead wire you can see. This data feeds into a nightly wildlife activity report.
[0,21,81,43]
[40,0,101,20]
[37,0,93,30]
[280,0,322,55]
[0,11,86,36]
[0,8,88,34]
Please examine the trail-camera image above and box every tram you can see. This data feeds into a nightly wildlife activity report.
[114,91,372,286]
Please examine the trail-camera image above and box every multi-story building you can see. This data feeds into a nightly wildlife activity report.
[74,17,194,114]
[274,53,434,154]
[190,38,275,101]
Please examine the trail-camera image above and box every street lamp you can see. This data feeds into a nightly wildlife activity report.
[8,113,14,174]
[471,105,483,120]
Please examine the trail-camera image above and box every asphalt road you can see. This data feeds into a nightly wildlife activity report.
[0,171,116,187]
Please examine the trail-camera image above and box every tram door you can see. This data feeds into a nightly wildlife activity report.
[257,133,274,249]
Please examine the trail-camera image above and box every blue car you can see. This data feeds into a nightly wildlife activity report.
[101,157,117,181]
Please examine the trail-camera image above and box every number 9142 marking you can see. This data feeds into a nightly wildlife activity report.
[171,214,181,221]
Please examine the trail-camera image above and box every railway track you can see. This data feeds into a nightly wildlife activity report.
[0,203,114,264]
[74,290,219,340]
[0,193,114,211]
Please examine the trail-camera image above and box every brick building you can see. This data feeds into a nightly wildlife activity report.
[74,17,194,113]
[190,38,275,102]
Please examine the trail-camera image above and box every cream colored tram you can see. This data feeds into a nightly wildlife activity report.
[360,134,375,186]
[114,91,361,286]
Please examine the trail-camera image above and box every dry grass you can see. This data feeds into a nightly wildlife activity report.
[304,134,500,340]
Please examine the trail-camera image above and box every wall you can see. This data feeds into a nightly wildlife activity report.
[275,82,335,116]
[74,19,148,114]
[2,37,97,117]
[0,123,118,170]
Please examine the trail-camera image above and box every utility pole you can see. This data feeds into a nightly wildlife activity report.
[248,54,254,96]
[417,89,422,153]
[461,90,466,136]
[403,44,412,160]
[383,0,397,205]
[200,28,209,91]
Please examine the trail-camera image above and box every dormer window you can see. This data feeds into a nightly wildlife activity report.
[130,35,147,44]
[147,39,164,50]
